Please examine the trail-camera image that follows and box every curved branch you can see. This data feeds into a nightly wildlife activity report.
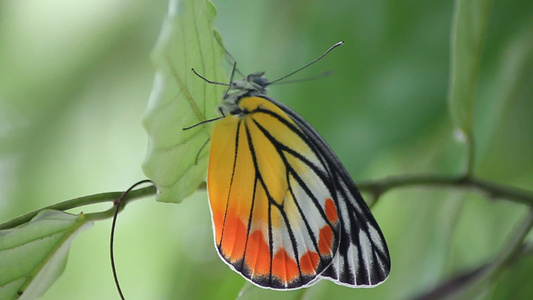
[412,208,533,300]
[3,174,532,230]
[359,174,533,206]
[0,185,157,230]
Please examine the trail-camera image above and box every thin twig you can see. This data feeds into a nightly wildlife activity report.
[358,174,533,207]
[412,208,533,300]
[0,185,156,230]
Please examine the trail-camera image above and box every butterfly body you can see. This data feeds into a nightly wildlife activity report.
[207,66,390,290]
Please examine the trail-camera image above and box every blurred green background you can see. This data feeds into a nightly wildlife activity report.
[1,0,533,299]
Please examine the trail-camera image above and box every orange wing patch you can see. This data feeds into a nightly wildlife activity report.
[299,251,320,274]
[318,225,335,256]
[245,230,271,276]
[325,198,338,224]
[208,96,340,289]
[218,211,247,261]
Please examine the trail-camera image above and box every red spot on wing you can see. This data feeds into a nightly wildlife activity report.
[324,198,338,224]
[272,248,299,284]
[243,231,322,286]
[244,230,271,276]
[318,225,334,256]
[219,211,247,262]
[299,251,320,275]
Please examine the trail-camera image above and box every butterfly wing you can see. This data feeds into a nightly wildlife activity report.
[207,95,389,289]
[267,95,391,287]
[208,96,341,289]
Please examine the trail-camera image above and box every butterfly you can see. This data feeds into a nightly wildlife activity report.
[201,41,390,290]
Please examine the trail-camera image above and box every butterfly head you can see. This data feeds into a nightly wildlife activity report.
[219,72,270,116]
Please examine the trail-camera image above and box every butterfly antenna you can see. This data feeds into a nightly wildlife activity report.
[110,179,154,300]
[273,71,333,85]
[268,41,344,85]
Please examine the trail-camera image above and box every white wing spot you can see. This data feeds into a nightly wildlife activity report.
[368,225,385,254]
[358,230,373,283]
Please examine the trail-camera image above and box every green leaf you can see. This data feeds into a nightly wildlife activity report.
[0,210,92,300]
[142,0,226,203]
[448,0,492,138]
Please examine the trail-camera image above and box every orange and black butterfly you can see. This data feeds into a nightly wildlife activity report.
[203,41,390,289]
